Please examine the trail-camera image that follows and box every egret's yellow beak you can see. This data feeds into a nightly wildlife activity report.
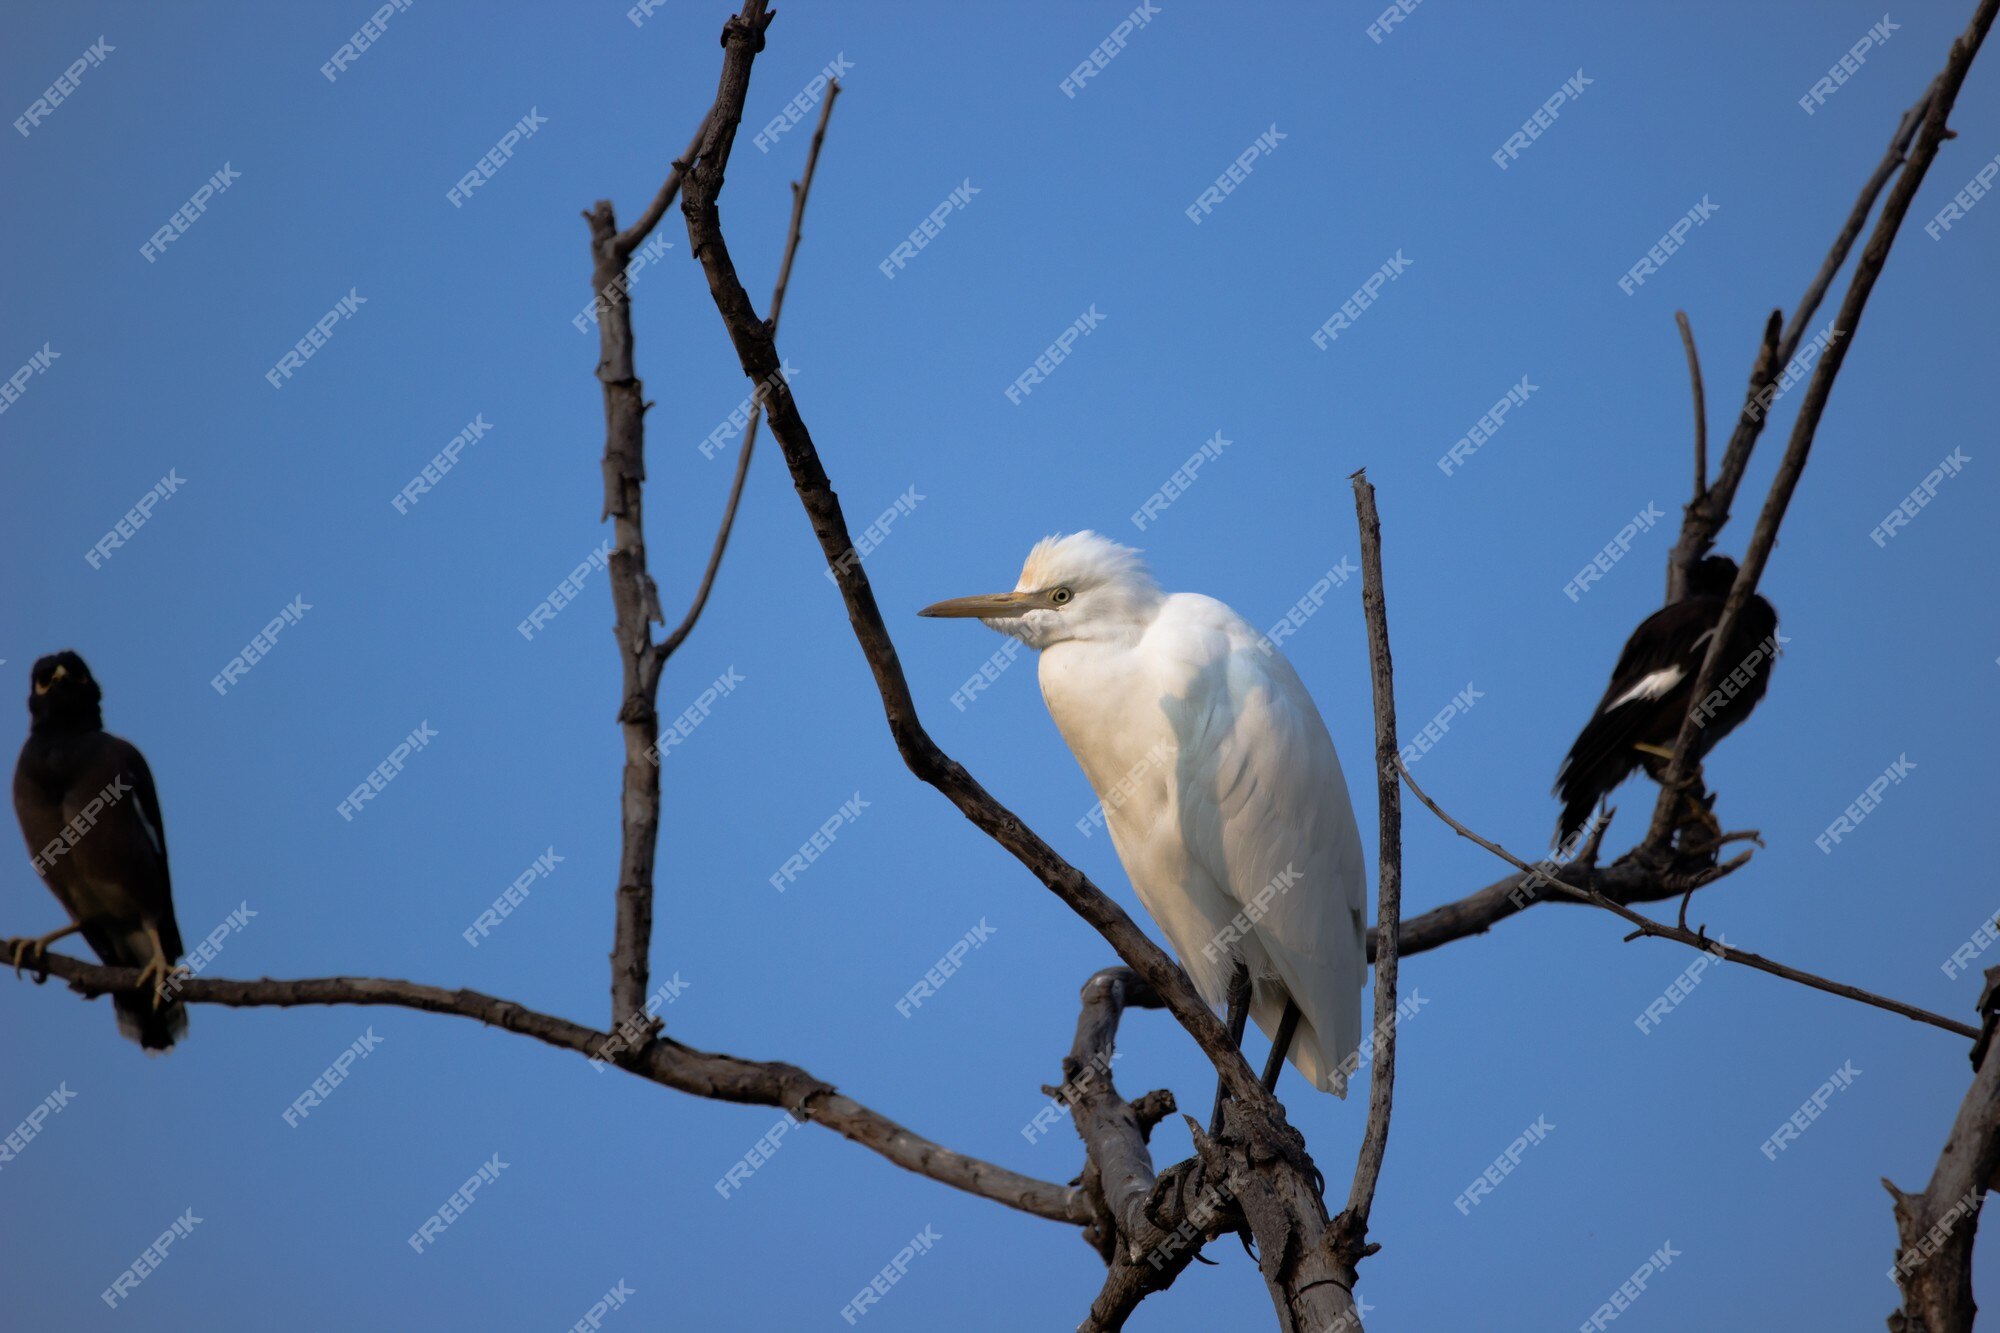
[918,591,1038,619]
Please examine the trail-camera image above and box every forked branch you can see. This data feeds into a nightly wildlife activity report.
[1649,0,1997,850]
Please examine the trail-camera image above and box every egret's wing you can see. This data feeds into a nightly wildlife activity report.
[1159,602,1368,1094]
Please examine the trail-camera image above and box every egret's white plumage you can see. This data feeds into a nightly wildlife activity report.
[922,532,1368,1095]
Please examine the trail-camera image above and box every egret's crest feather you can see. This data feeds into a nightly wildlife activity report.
[1017,531,1158,597]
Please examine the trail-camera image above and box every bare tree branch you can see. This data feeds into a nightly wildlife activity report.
[1651,0,1996,845]
[1781,84,1937,365]
[763,84,836,336]
[1675,311,1707,501]
[1064,968,1169,1258]
[615,115,715,258]
[1395,764,1979,1040]
[1059,968,1232,1332]
[1666,77,1934,600]
[591,176,668,1031]
[6,943,1087,1225]
[1330,471,1401,1280]
[675,6,1360,1326]
[1887,967,2000,1331]
[660,81,840,663]
[1364,803,1746,964]
[587,106,717,1029]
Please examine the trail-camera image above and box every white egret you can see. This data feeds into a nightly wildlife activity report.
[921,532,1367,1121]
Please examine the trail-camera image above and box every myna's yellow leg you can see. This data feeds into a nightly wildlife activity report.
[10,923,80,979]
[1683,794,1724,845]
[1633,741,1677,761]
[136,924,186,1009]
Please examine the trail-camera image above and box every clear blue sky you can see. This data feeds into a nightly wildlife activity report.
[4,3,1996,1329]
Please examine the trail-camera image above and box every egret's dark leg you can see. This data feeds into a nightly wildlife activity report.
[1208,960,1252,1136]
[1260,999,1301,1094]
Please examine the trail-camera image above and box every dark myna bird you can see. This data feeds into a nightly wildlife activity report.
[1554,557,1779,849]
[12,652,187,1050]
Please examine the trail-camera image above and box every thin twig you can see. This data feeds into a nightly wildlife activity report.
[1781,83,1937,365]
[1333,470,1401,1278]
[1395,761,1979,1041]
[765,85,837,333]
[1363,824,1748,963]
[660,81,840,662]
[1675,311,1707,500]
[3,944,1088,1224]
[1648,0,1998,852]
[616,114,715,258]
[1667,311,1779,602]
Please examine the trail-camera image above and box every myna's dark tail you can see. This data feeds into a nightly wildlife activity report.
[1555,792,1600,853]
[1554,707,1649,849]
[114,990,188,1052]
[93,925,188,1053]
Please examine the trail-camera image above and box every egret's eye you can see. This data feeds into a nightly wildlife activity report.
[1050,586,1074,606]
